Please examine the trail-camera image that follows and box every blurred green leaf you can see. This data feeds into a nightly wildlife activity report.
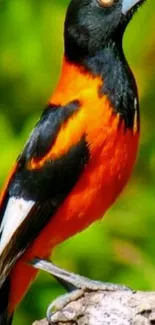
[0,1,154,324]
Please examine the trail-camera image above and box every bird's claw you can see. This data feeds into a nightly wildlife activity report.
[46,289,84,324]
[32,258,132,324]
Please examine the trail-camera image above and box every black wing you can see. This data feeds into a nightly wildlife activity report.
[0,100,89,286]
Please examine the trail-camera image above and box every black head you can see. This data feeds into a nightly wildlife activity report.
[65,0,144,62]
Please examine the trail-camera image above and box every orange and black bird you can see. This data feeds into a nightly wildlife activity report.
[0,0,144,323]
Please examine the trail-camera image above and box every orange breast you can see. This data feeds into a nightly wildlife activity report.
[27,109,139,251]
[8,58,139,312]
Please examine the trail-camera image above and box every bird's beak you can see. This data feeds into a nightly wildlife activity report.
[122,0,143,14]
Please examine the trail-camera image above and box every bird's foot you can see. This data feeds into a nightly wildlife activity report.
[32,258,132,324]
[32,258,131,292]
[46,289,84,324]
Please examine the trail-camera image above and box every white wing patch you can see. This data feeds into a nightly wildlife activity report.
[0,197,35,255]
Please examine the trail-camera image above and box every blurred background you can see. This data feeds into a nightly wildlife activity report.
[0,0,154,324]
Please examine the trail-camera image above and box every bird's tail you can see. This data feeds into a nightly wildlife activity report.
[0,277,13,325]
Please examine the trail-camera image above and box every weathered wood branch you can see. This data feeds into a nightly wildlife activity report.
[33,289,155,325]
[32,259,155,325]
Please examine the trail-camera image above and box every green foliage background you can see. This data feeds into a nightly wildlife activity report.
[0,0,154,324]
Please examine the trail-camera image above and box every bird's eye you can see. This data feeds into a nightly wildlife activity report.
[97,0,114,7]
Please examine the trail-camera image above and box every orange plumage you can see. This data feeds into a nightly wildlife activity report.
[8,57,139,312]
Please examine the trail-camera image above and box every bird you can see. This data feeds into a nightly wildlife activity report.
[0,0,145,323]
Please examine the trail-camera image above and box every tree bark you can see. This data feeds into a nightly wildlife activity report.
[33,290,155,325]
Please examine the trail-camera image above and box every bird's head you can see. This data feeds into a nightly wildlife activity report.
[64,0,145,61]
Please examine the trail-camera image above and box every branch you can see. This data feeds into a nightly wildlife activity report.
[31,259,155,325]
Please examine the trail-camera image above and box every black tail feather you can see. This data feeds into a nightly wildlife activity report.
[0,313,13,325]
[0,277,13,325]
